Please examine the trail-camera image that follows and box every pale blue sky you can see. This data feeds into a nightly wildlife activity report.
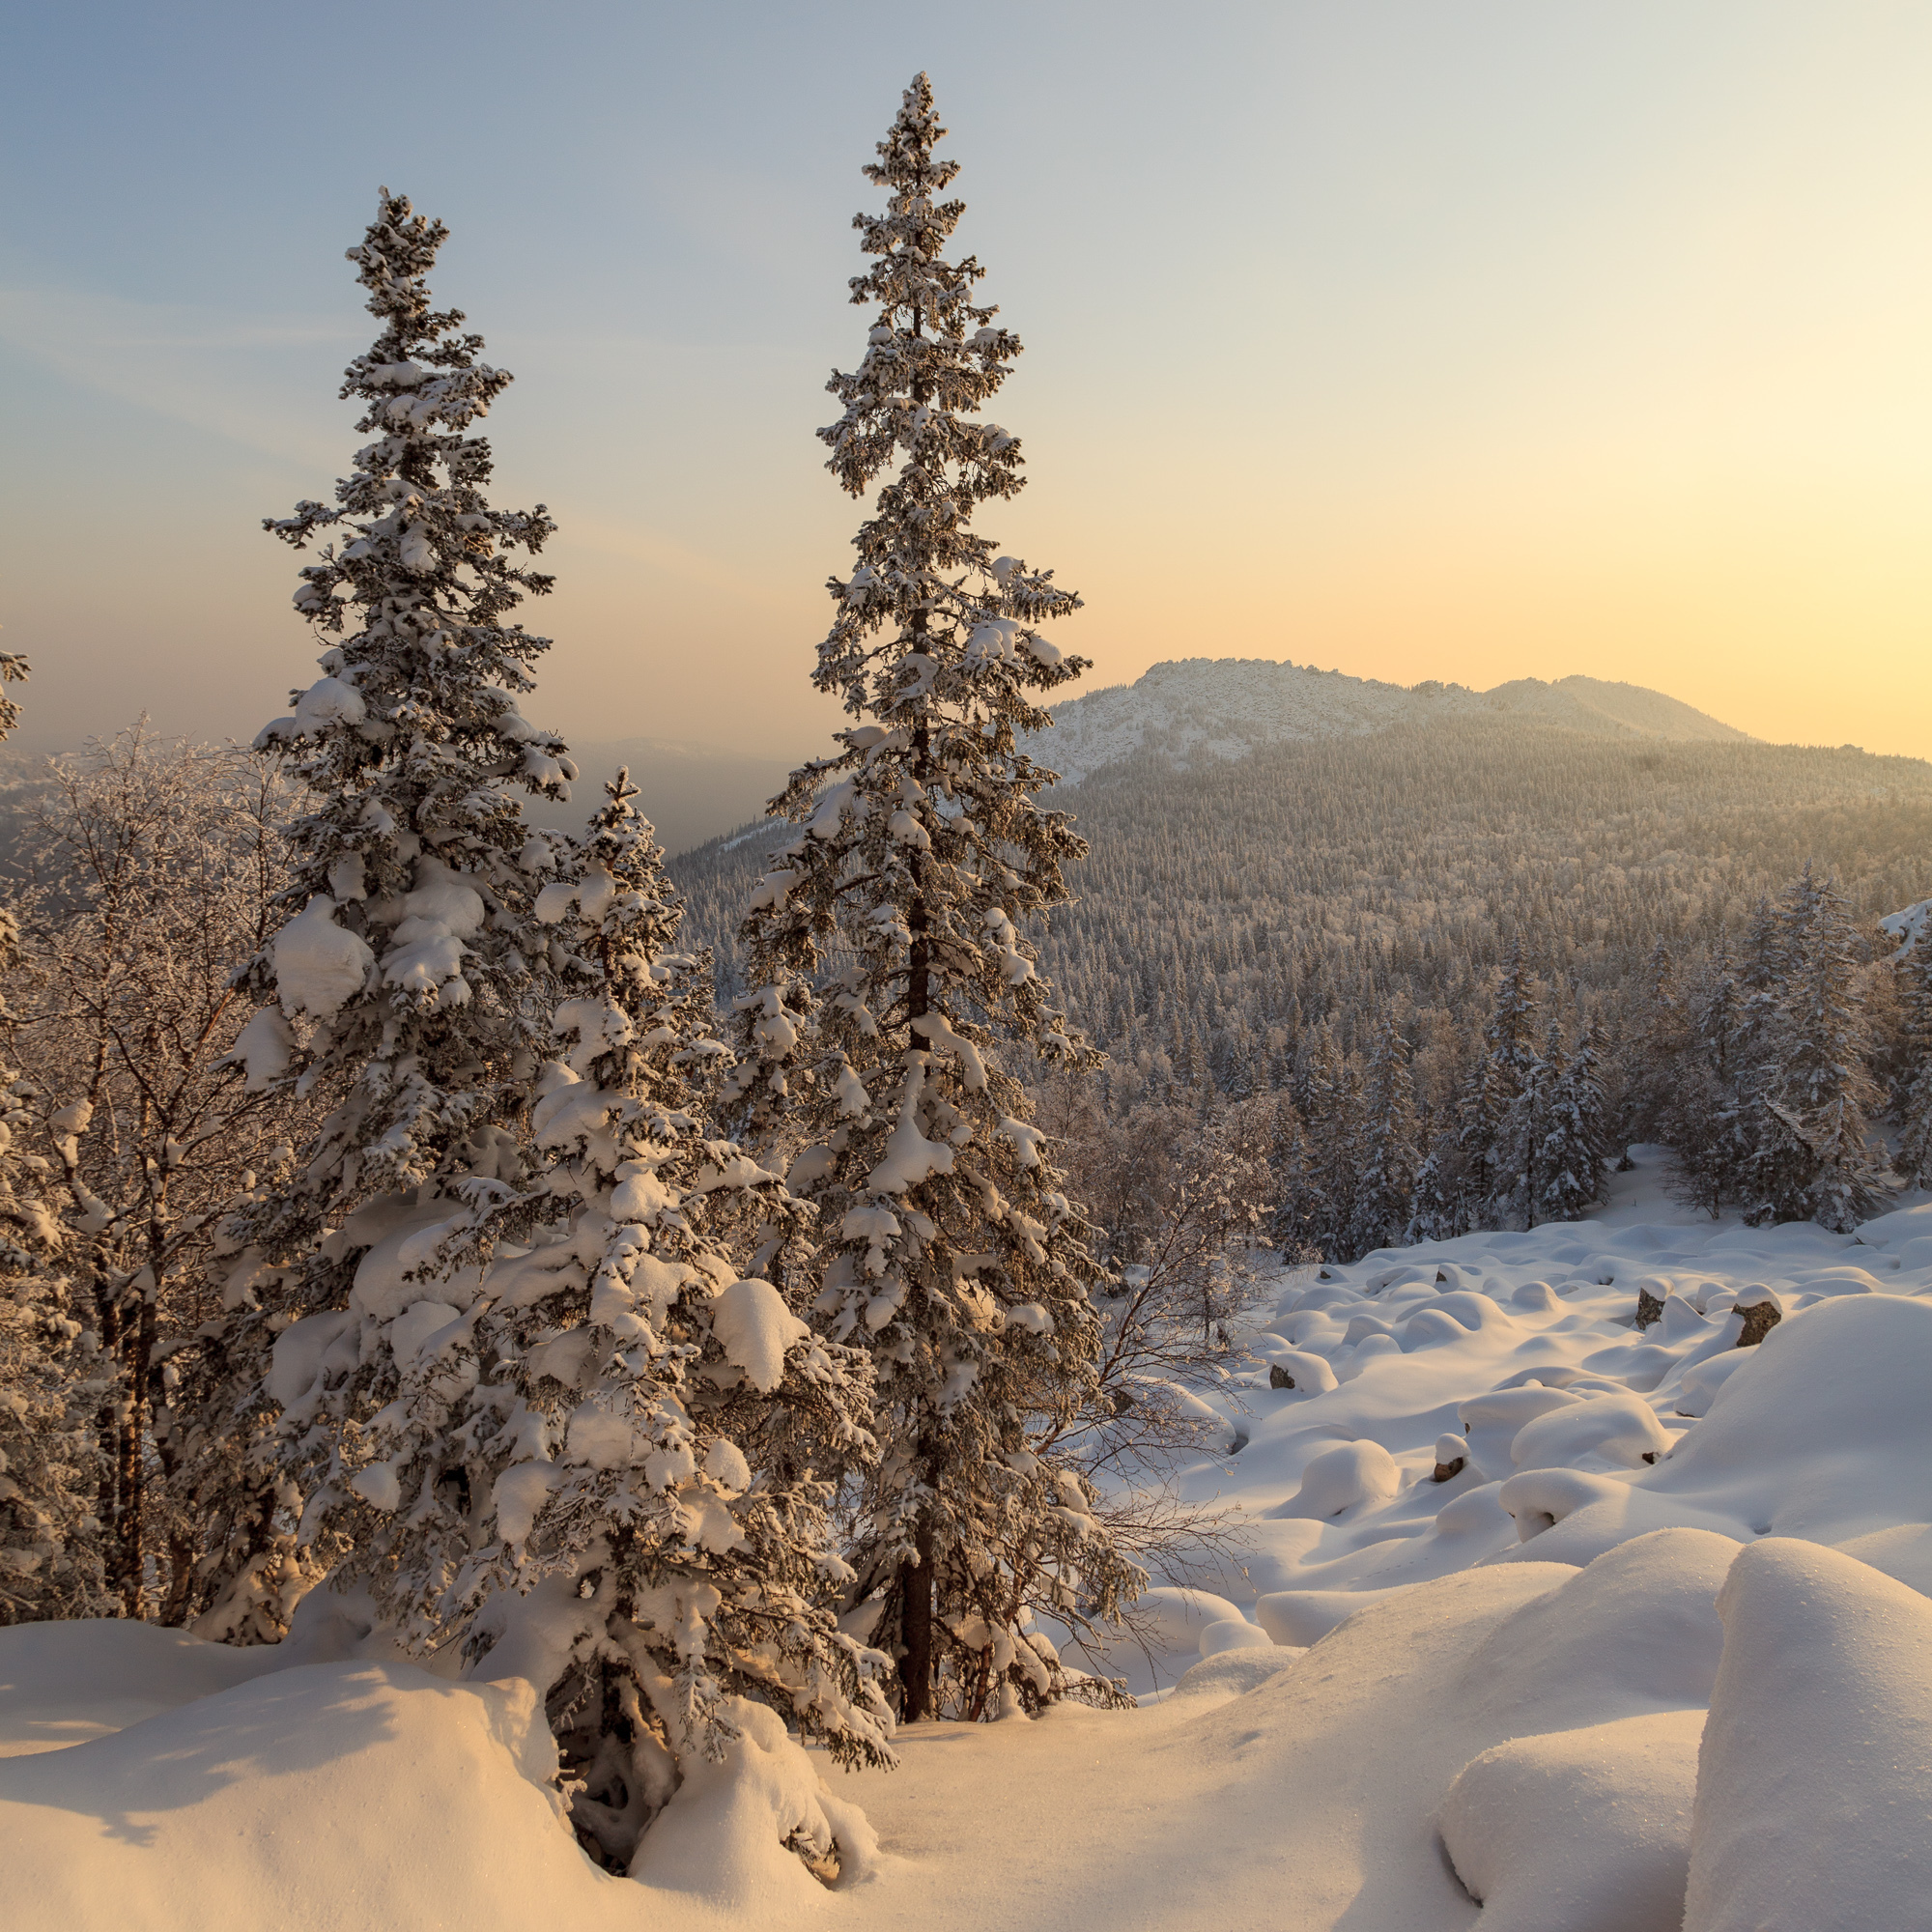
[3,2,1928,759]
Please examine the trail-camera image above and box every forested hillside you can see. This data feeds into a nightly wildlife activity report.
[671,716,1932,1094]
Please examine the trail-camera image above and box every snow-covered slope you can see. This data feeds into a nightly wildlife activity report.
[5,1153,1929,1931]
[1032,659,1749,784]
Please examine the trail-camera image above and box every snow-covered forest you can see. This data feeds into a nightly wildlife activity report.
[4,71,1932,1932]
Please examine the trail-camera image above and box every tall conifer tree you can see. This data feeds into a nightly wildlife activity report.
[219,190,576,1600]
[735,76,1140,1721]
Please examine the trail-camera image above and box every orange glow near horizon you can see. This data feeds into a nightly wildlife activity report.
[1,4,1927,764]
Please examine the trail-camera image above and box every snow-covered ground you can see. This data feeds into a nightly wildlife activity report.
[6,1149,1931,1930]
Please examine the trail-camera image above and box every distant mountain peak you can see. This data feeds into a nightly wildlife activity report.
[1032,658,1748,784]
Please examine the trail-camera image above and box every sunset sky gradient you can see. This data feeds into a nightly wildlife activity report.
[2,0,1927,761]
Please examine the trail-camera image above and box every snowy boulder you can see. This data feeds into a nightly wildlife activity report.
[1833,1521,1932,1600]
[1167,1646,1303,1702]
[1462,1530,1735,1731]
[1260,1346,1338,1394]
[1672,1350,1751,1417]
[1196,1617,1274,1659]
[1682,1539,1932,1931]
[1638,1294,1932,1546]
[1437,1708,1702,1930]
[0,1662,599,1932]
[1267,1439,1403,1520]
[1335,1331,1402,1381]
[1426,1290,1510,1331]
[1511,1279,1562,1312]
[1659,1293,1712,1342]
[1508,1390,1673,1473]
[1130,1587,1250,1657]
[1286,1282,1357,1315]
[0,1620,284,1756]
[1786,1265,1883,1297]
[1397,1307,1469,1350]
[1634,1276,1671,1329]
[1254,1585,1406,1647]
[1459,1385,1583,1482]
[1493,1470,1754,1569]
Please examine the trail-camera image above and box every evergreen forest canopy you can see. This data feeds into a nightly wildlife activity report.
[672,717,1932,1256]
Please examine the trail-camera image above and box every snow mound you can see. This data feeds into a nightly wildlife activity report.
[0,1654,619,1932]
[1437,1709,1702,1930]
[0,1620,283,1758]
[1684,1538,1932,1931]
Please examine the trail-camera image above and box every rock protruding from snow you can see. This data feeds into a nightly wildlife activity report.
[1682,1538,1932,1932]
[1733,1285,1783,1346]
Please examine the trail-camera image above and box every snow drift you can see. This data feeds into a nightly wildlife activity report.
[5,1158,1930,1930]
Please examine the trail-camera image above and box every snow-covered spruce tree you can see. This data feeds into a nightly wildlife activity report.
[280,772,894,1873]
[1300,1031,1364,1259]
[1669,942,1750,1215]
[1265,1093,1322,1264]
[734,75,1141,1723]
[1344,1022,1417,1258]
[1461,940,1538,1213]
[1488,1023,1554,1230]
[1406,1123,1467,1244]
[220,190,575,1617]
[1895,927,1932,1190]
[1536,1016,1606,1224]
[1745,867,1888,1231]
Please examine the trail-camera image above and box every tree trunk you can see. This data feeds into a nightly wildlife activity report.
[897,1518,935,1720]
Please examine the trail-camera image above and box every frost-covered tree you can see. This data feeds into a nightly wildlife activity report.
[1669,943,1751,1216]
[1490,1022,1558,1229]
[1265,1093,1322,1262]
[222,189,575,1617]
[1746,867,1888,1231]
[1895,927,1932,1190]
[1536,1017,1606,1224]
[5,732,303,1622]
[1406,1122,1468,1244]
[1462,940,1538,1208]
[734,76,1140,1722]
[1346,1022,1417,1256]
[1298,1031,1364,1258]
[0,653,112,1622]
[279,774,894,1872]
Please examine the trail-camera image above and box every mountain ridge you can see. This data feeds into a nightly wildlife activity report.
[1031,658,1748,785]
